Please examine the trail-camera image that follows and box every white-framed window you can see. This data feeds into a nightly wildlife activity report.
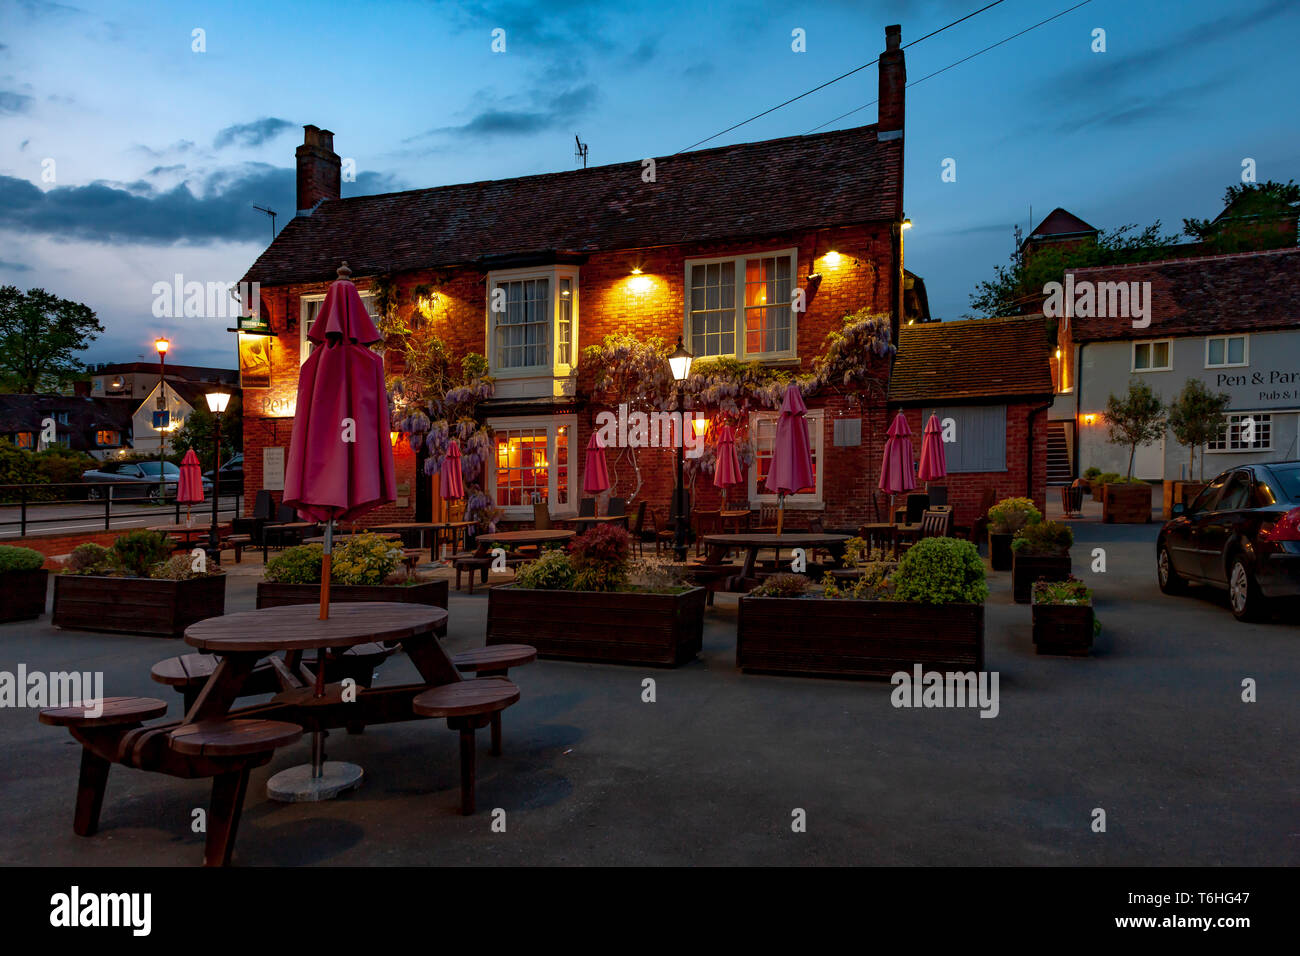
[1207,413,1272,453]
[685,248,798,361]
[299,291,378,364]
[747,408,823,506]
[1205,334,1248,368]
[487,415,576,519]
[1132,338,1172,372]
[485,266,579,377]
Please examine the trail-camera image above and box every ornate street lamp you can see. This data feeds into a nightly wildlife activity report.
[204,389,231,556]
[668,337,694,562]
[154,337,169,501]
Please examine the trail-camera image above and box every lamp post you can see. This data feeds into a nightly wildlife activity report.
[204,390,231,557]
[154,337,169,503]
[667,337,694,562]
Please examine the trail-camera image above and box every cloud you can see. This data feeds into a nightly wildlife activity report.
[0,90,34,114]
[17,0,82,17]
[0,164,402,244]
[213,117,296,149]
[131,140,196,159]
[1056,77,1227,133]
[0,259,34,272]
[422,84,598,140]
[625,37,658,67]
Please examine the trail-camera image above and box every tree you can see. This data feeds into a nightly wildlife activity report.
[1182,180,1300,254]
[1104,380,1166,479]
[170,395,243,467]
[1167,379,1231,481]
[0,286,105,393]
[967,222,1181,321]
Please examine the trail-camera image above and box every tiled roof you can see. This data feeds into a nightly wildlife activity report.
[1068,246,1300,342]
[0,394,136,450]
[889,316,1054,404]
[1028,207,1097,239]
[242,125,900,286]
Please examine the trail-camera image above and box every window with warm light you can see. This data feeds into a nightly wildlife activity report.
[748,409,823,505]
[485,266,579,377]
[299,292,378,364]
[14,432,33,449]
[95,430,119,447]
[686,249,797,361]
[488,415,574,517]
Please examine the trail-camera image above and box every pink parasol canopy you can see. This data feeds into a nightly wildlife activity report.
[440,439,465,501]
[879,411,917,501]
[917,413,947,482]
[764,384,814,534]
[282,262,396,619]
[583,431,610,495]
[176,448,204,524]
[713,424,742,510]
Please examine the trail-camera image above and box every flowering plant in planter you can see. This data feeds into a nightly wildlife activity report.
[1012,520,1073,555]
[265,533,403,586]
[987,497,1043,535]
[1033,576,1093,605]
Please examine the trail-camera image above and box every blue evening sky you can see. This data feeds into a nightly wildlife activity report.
[2,0,1297,369]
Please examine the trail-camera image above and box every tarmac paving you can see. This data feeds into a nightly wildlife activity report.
[1,512,1297,866]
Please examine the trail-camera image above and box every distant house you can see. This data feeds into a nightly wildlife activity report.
[0,394,135,458]
[131,379,240,455]
[88,362,237,400]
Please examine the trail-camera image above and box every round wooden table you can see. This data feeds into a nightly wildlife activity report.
[701,532,850,587]
[480,529,575,548]
[186,602,451,801]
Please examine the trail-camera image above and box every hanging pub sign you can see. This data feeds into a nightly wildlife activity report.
[238,332,272,389]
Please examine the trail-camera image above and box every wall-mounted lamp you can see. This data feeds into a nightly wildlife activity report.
[902,217,913,230]
[1055,348,1062,359]
[824,250,841,267]
[1082,413,1097,425]
[629,267,651,293]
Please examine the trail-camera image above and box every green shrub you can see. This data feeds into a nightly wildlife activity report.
[1096,472,1123,485]
[514,549,576,590]
[111,529,173,577]
[569,524,630,592]
[331,533,403,586]
[150,553,222,580]
[750,572,811,597]
[63,542,115,575]
[1083,466,1102,481]
[1012,520,1074,555]
[1033,576,1092,604]
[891,537,988,605]
[264,544,325,584]
[987,496,1042,535]
[0,545,44,573]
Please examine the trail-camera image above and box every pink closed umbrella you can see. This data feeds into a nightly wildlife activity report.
[879,411,917,523]
[764,384,815,535]
[176,448,204,526]
[583,431,610,496]
[712,424,742,510]
[917,413,947,484]
[282,261,396,618]
[440,439,465,502]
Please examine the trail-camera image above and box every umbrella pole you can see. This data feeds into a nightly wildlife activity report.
[319,519,332,621]
[776,493,785,536]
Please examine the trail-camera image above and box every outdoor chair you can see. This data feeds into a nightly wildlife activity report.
[532,501,552,530]
[904,493,929,524]
[607,497,628,528]
[692,508,721,556]
[648,508,676,554]
[755,503,779,532]
[230,489,274,545]
[629,501,649,556]
[927,485,949,507]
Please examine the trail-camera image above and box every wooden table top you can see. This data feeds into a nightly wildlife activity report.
[304,532,400,544]
[483,529,575,545]
[185,602,448,653]
[576,515,627,523]
[267,521,317,530]
[719,509,752,518]
[150,522,217,533]
[702,532,850,548]
[370,522,446,531]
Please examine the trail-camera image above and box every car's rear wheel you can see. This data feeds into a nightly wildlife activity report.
[1228,556,1267,622]
[1157,544,1187,595]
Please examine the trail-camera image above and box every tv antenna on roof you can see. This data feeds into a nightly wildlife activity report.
[253,204,278,242]
[574,135,588,169]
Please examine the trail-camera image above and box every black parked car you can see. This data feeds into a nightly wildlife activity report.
[81,460,211,503]
[1157,461,1300,621]
[204,452,244,496]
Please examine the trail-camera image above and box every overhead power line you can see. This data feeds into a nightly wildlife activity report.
[805,0,1094,134]
[674,0,1008,154]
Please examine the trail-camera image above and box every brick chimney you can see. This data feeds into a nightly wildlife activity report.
[878,25,905,141]
[296,125,340,216]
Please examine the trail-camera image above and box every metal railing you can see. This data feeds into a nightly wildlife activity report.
[0,481,245,538]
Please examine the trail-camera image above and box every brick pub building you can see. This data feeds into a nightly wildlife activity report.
[238,25,1045,535]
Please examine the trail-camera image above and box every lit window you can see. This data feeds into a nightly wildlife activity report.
[1132,339,1172,372]
[96,430,119,447]
[748,409,823,504]
[14,432,33,449]
[686,249,797,361]
[299,292,377,364]
[1206,335,1248,368]
[488,416,574,517]
[1207,413,1271,453]
[486,267,579,376]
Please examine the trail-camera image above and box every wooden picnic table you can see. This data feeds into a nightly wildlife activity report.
[718,509,752,533]
[572,514,628,533]
[858,521,921,556]
[303,531,401,544]
[370,522,446,552]
[479,529,575,551]
[701,532,850,591]
[149,523,216,546]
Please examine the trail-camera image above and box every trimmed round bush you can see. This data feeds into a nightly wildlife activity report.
[892,537,988,605]
[514,549,576,590]
[0,545,44,573]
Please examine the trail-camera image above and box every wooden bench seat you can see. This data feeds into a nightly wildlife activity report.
[450,644,536,755]
[169,719,302,757]
[39,696,168,728]
[151,654,281,710]
[453,552,491,593]
[412,677,520,815]
[226,534,252,563]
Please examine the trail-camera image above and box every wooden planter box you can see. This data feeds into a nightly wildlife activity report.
[1162,480,1206,519]
[52,573,226,638]
[1102,482,1153,523]
[737,596,984,679]
[487,585,707,666]
[988,533,1015,571]
[1031,596,1095,656]
[0,568,48,623]
[1090,483,1106,502]
[256,579,449,611]
[1011,551,1072,604]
